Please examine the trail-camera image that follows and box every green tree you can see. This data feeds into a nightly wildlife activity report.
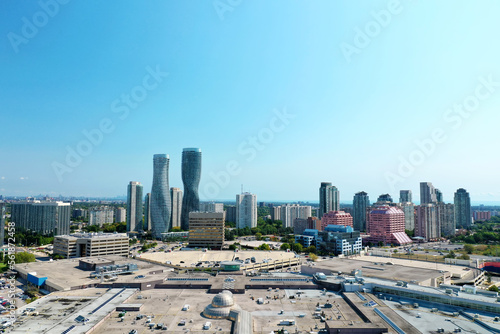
[309,253,318,262]
[377,241,384,247]
[305,245,317,254]
[228,244,238,251]
[4,252,36,264]
[464,244,474,254]
[488,285,499,292]
[458,253,470,260]
[258,243,270,251]
[292,243,303,253]
[445,250,456,259]
[280,243,291,251]
[255,232,262,241]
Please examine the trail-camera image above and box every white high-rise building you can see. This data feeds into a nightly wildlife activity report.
[236,192,257,229]
[398,202,415,231]
[200,202,224,213]
[127,181,143,232]
[280,204,312,228]
[115,207,126,223]
[170,187,183,229]
[89,207,114,226]
[11,201,71,236]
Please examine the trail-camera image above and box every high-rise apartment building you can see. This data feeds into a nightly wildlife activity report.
[318,182,339,219]
[181,148,202,230]
[474,211,491,221]
[436,189,443,203]
[270,206,281,221]
[415,204,439,241]
[236,192,257,229]
[367,206,411,245]
[199,202,224,213]
[11,201,71,236]
[293,217,322,235]
[320,211,353,230]
[151,154,171,239]
[454,188,472,228]
[353,191,369,232]
[399,190,412,203]
[420,182,437,204]
[398,202,415,231]
[170,187,183,229]
[225,205,236,223]
[89,207,114,226]
[376,194,393,204]
[438,203,455,237]
[144,193,151,231]
[115,207,126,223]
[127,181,143,232]
[280,204,312,228]
[188,212,225,249]
[72,209,88,219]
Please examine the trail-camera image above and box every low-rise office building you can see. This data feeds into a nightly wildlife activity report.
[188,212,225,249]
[53,233,129,259]
[320,225,362,256]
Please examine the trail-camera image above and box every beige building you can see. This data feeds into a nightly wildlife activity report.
[188,212,225,249]
[53,233,129,259]
[170,187,183,229]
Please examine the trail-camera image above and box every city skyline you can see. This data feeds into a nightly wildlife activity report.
[2,1,500,202]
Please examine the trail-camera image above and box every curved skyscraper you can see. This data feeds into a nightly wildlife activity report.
[151,154,171,239]
[181,148,202,230]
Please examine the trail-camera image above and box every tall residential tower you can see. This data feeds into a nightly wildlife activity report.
[151,154,171,239]
[318,182,339,219]
[236,192,257,229]
[170,187,183,229]
[420,182,437,204]
[353,191,369,232]
[454,188,472,228]
[181,148,202,230]
[127,181,143,232]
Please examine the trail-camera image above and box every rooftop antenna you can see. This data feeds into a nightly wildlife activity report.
[241,184,243,194]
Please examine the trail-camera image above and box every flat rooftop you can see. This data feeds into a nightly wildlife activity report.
[139,249,296,267]
[356,254,471,278]
[303,257,444,284]
[15,255,169,291]
[56,232,128,240]
[24,287,415,334]
[381,294,500,333]
[11,288,136,334]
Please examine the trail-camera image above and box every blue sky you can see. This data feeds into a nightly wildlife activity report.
[1,0,500,204]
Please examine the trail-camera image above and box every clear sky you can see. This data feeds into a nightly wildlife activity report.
[1,0,500,204]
